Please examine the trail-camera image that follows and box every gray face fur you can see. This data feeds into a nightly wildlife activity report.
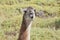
[23,7,36,21]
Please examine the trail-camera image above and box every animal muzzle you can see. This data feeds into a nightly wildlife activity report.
[30,14,33,19]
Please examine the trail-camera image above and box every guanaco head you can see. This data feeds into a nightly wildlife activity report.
[23,7,36,21]
[22,7,36,26]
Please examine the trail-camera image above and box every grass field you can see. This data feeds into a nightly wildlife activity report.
[0,0,60,40]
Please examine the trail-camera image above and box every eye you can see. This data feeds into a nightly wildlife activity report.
[24,10,27,13]
[34,9,36,12]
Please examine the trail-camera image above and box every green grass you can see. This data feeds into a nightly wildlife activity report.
[0,0,60,40]
[0,15,60,40]
[31,27,60,40]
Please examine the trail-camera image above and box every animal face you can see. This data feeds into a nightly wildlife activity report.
[23,7,36,21]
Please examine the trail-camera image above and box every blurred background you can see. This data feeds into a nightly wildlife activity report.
[0,0,60,40]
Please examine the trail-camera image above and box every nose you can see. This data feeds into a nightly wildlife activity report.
[31,15,33,18]
[30,14,33,18]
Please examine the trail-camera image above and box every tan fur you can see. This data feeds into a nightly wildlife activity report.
[18,7,35,40]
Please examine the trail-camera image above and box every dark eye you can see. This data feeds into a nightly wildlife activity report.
[24,11,27,13]
[34,9,35,11]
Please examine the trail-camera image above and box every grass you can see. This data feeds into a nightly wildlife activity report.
[31,27,60,40]
[0,0,60,40]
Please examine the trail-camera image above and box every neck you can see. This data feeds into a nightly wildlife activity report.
[18,18,32,40]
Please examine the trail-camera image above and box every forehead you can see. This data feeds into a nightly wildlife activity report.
[26,7,35,12]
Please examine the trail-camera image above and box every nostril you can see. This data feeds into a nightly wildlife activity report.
[31,16,33,18]
[30,14,33,18]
